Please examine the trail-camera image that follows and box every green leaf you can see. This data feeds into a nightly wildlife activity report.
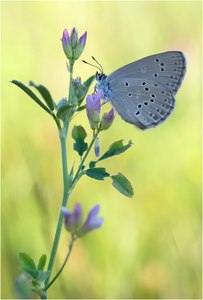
[90,140,133,166]
[78,75,95,106]
[86,167,110,180]
[56,104,73,121]
[37,254,47,271]
[72,125,88,156]
[77,104,86,112]
[29,81,55,111]
[19,253,37,277]
[111,172,134,198]
[83,75,95,91]
[11,80,52,115]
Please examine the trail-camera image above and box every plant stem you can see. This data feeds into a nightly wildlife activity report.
[45,237,75,291]
[73,129,100,183]
[45,131,70,293]
[68,60,74,105]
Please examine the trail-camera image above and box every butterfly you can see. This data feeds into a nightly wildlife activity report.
[94,51,186,130]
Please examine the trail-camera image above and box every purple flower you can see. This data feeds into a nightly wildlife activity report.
[74,31,87,59]
[61,203,104,238]
[101,108,115,130]
[61,29,72,59]
[86,89,104,129]
[61,204,82,233]
[78,205,104,237]
[94,137,100,157]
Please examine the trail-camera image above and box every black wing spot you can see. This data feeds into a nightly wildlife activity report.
[160,63,164,66]
[160,68,164,72]
[125,82,129,87]
[154,83,158,87]
[144,102,148,106]
[153,73,158,78]
[128,93,132,97]
[151,94,156,98]
[144,87,149,91]
[142,82,146,86]
[155,58,159,62]
[135,111,140,115]
[149,99,154,103]
[138,104,142,108]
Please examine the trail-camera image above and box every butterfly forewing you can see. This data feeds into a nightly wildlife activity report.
[108,51,186,95]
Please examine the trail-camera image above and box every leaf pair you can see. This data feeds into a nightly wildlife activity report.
[86,168,134,198]
[11,80,55,115]
[19,253,49,297]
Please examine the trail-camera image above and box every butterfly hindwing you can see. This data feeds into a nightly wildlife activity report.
[108,78,175,129]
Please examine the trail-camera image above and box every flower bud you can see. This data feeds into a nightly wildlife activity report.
[101,108,115,130]
[73,32,87,59]
[70,28,78,49]
[57,98,69,110]
[61,29,72,59]
[94,137,100,157]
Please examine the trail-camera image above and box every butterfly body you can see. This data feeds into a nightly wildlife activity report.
[95,51,186,129]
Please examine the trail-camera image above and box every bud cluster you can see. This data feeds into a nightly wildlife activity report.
[61,28,87,61]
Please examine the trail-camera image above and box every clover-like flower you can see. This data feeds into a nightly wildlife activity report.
[101,108,115,130]
[61,203,104,238]
[61,28,87,61]
[86,89,104,129]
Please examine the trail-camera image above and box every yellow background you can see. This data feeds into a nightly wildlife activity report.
[2,1,202,299]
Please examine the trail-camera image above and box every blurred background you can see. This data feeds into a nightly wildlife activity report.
[1,1,202,299]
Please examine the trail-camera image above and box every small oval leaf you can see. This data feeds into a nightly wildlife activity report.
[86,167,110,180]
[111,172,134,198]
[37,254,47,271]
[72,125,88,156]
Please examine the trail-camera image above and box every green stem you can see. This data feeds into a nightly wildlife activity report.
[45,237,75,291]
[73,129,100,183]
[45,130,70,292]
[68,60,74,105]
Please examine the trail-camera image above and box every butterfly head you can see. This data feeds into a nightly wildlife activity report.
[95,72,111,100]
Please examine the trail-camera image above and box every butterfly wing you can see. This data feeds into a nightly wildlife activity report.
[108,78,175,129]
[108,51,186,95]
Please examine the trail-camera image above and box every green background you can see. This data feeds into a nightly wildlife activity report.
[2,1,202,299]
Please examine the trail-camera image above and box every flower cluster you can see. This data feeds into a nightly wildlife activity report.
[61,28,87,61]
[61,203,104,238]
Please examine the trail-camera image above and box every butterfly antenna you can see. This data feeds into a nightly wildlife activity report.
[91,56,104,73]
[82,60,102,72]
